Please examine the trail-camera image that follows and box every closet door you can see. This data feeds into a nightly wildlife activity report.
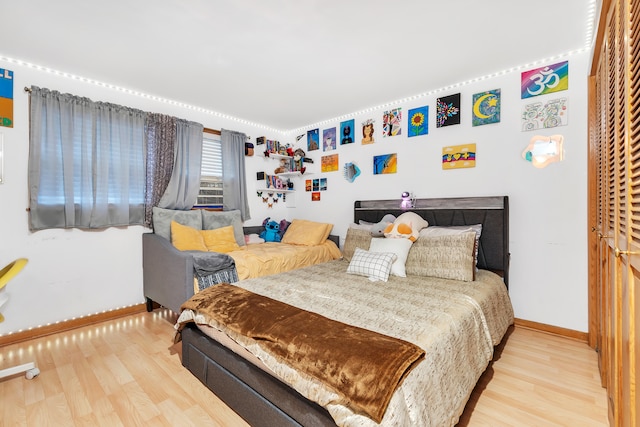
[627,1,639,423]
[589,0,639,425]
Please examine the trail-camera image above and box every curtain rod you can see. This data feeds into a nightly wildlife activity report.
[24,87,250,140]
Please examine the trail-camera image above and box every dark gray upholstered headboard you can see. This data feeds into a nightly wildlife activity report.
[354,196,510,287]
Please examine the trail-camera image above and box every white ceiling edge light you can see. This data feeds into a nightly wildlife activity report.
[285,47,589,136]
[0,54,281,135]
[285,0,598,136]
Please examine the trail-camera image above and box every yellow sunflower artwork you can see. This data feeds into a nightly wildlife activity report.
[408,106,428,137]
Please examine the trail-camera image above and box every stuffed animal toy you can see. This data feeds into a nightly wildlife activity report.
[286,147,295,157]
[260,217,282,242]
[370,214,396,237]
[384,212,429,242]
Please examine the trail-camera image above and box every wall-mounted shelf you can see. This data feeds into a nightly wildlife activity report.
[257,187,294,193]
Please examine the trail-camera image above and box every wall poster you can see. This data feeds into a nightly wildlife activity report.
[442,143,476,169]
[0,69,14,128]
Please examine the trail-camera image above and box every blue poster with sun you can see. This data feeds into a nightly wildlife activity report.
[472,89,500,126]
[408,106,428,137]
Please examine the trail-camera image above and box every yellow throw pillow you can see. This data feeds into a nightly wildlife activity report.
[201,225,241,253]
[171,221,207,251]
[282,219,333,246]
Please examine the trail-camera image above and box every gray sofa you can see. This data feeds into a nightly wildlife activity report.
[143,225,265,313]
[143,219,341,313]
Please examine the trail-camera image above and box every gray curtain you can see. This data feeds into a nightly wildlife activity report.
[221,129,251,220]
[158,119,204,210]
[28,86,146,230]
[144,113,177,227]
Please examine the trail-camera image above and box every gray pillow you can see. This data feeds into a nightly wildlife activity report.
[201,210,245,246]
[152,207,202,241]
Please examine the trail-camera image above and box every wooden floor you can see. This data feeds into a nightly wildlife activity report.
[0,310,608,426]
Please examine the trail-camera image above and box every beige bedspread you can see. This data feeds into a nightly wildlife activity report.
[177,260,514,427]
[228,240,342,280]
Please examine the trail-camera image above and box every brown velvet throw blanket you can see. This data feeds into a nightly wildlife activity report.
[178,283,425,423]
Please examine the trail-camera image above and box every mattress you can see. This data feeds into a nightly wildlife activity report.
[228,240,342,280]
[177,259,514,427]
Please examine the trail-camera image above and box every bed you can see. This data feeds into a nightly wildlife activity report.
[176,196,512,426]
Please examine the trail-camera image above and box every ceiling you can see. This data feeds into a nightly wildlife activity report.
[2,0,598,132]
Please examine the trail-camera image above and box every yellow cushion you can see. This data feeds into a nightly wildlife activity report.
[171,221,207,251]
[282,219,333,246]
[201,225,241,253]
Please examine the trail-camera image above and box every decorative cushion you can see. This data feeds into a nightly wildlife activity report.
[348,222,374,231]
[201,210,245,247]
[384,212,429,242]
[420,224,482,266]
[405,232,476,281]
[368,237,413,277]
[201,225,241,253]
[153,207,202,241]
[342,227,373,261]
[170,221,207,251]
[281,219,333,246]
[346,247,397,282]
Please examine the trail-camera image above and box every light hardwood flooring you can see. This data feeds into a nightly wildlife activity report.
[0,310,608,426]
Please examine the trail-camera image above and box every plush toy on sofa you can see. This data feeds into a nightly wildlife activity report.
[260,217,282,242]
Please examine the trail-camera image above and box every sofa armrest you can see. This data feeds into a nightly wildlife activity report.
[143,232,195,314]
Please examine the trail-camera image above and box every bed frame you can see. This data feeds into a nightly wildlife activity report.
[180,196,510,427]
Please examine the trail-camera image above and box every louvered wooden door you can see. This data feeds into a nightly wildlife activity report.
[589,1,639,426]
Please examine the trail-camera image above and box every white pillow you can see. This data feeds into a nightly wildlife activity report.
[369,237,413,277]
[346,247,397,282]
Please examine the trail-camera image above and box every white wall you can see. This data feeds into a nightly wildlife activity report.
[1,50,589,335]
[245,52,590,332]
[0,59,280,335]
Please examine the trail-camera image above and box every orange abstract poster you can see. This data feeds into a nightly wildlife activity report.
[321,154,339,172]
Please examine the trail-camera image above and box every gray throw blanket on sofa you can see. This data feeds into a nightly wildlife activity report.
[186,251,239,292]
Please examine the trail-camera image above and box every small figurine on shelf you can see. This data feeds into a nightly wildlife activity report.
[274,158,289,174]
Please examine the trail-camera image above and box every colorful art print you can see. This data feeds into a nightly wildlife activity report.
[436,94,460,127]
[0,68,14,128]
[383,108,402,137]
[408,106,429,137]
[305,179,312,191]
[361,119,375,144]
[311,192,321,201]
[312,178,320,191]
[321,154,339,172]
[472,89,501,127]
[521,97,568,131]
[521,60,568,99]
[373,153,397,175]
[320,178,327,191]
[340,119,355,144]
[322,127,337,151]
[307,128,319,151]
[442,144,476,169]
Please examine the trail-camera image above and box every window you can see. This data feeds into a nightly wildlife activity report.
[196,133,223,207]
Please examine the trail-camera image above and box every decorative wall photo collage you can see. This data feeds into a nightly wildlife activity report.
[270,60,571,203]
